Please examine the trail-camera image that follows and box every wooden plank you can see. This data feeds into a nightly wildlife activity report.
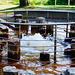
[8,41,20,61]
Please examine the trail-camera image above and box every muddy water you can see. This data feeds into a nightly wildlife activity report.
[0,25,73,75]
[0,54,72,75]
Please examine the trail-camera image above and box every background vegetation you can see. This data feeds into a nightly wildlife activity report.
[45,0,75,5]
[0,0,19,5]
[0,0,75,5]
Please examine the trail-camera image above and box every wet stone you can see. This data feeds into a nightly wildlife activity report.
[3,66,18,75]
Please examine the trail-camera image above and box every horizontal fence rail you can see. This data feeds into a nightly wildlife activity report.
[0,21,75,25]
[0,10,75,13]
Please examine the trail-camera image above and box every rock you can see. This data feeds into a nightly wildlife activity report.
[3,66,18,75]
[36,17,45,23]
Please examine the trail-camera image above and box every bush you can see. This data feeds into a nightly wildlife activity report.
[45,0,55,5]
[45,0,75,5]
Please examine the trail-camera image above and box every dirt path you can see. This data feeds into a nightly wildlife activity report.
[0,5,18,10]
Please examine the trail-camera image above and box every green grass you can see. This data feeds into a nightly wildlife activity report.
[0,0,75,11]
[0,0,19,5]
[0,5,75,11]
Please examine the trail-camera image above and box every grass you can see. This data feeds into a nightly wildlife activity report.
[0,5,75,11]
[0,0,19,5]
[0,0,75,11]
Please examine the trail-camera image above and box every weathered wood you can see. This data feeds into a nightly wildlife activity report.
[70,24,75,31]
[14,10,75,22]
[70,39,75,59]
[31,17,53,35]
[31,17,45,34]
[1,29,8,33]
[21,20,29,34]
[65,38,72,43]
[8,41,20,61]
[71,39,75,49]
[69,31,75,38]
[0,18,15,30]
[0,43,2,61]
[15,19,22,38]
[0,29,9,39]
[0,34,9,39]
[0,41,7,61]
[46,25,53,36]
[40,52,50,61]
[64,48,71,55]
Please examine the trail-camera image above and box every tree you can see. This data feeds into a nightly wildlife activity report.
[55,0,56,6]
[19,0,29,7]
[70,0,75,5]
[68,0,70,6]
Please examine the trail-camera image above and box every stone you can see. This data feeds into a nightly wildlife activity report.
[3,66,18,75]
[36,17,45,23]
[31,17,45,34]
[14,14,23,22]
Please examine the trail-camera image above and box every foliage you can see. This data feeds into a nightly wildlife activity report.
[45,0,75,5]
[0,5,75,11]
[0,0,75,5]
[0,0,19,5]
[57,0,68,5]
[45,0,55,5]
[29,0,48,5]
[70,0,75,5]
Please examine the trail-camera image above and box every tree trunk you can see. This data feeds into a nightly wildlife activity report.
[68,0,70,6]
[19,0,29,7]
